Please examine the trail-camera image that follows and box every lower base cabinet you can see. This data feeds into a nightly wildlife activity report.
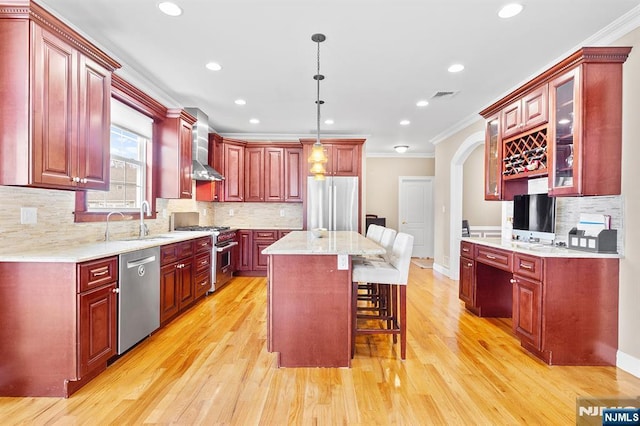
[459,241,619,365]
[236,229,292,276]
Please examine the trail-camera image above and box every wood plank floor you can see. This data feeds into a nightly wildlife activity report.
[1,264,639,424]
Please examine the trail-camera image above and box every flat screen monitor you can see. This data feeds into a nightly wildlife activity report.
[512,193,556,242]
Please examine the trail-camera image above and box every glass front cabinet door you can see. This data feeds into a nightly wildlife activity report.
[549,68,578,196]
[484,114,501,200]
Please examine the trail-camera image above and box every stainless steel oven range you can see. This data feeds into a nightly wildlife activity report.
[172,212,238,293]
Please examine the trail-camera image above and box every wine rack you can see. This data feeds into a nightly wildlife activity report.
[502,128,548,179]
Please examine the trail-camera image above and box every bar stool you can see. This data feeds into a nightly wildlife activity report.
[357,227,397,310]
[351,232,414,359]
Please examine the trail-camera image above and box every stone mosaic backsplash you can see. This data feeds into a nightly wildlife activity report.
[0,183,303,254]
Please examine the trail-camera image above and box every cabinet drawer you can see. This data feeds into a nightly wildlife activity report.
[195,251,211,273]
[195,236,212,253]
[460,241,474,258]
[161,241,195,265]
[474,245,512,272]
[514,253,543,281]
[254,230,278,240]
[78,256,118,292]
[194,271,211,299]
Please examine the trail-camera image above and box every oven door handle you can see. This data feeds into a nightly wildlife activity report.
[216,241,239,252]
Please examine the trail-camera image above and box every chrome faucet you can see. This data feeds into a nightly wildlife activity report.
[105,211,125,241]
[139,200,151,238]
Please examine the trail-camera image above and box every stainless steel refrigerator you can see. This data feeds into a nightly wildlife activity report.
[307,176,358,231]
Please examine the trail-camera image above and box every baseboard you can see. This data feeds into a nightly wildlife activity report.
[617,350,640,378]
[433,262,449,277]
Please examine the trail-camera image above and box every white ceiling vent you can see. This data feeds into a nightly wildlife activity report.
[431,91,458,99]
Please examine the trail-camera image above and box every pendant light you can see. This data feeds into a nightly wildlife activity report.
[308,33,328,181]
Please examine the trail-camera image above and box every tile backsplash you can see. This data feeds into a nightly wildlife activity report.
[502,195,624,255]
[0,183,303,254]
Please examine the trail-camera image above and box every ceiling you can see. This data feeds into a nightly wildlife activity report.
[38,0,640,156]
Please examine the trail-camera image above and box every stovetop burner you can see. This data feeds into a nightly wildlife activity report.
[174,225,231,232]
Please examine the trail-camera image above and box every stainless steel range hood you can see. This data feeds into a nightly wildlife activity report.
[185,108,224,181]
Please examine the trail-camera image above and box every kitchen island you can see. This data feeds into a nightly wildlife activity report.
[262,231,384,368]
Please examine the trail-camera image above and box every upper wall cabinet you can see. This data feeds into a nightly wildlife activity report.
[209,137,303,203]
[300,139,364,177]
[480,47,631,200]
[158,109,196,199]
[0,2,121,190]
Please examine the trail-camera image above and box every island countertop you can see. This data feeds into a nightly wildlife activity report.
[262,230,384,256]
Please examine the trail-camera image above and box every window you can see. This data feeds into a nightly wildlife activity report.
[86,125,148,210]
[74,80,164,224]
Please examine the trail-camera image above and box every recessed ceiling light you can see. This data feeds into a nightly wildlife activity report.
[416,100,429,107]
[324,119,334,125]
[394,145,409,153]
[234,99,246,105]
[158,1,182,17]
[205,62,222,71]
[400,120,411,126]
[448,64,465,73]
[498,3,524,19]
[249,118,260,124]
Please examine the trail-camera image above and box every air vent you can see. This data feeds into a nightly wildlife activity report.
[431,91,458,99]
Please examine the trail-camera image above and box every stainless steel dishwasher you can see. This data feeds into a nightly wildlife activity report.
[118,246,160,354]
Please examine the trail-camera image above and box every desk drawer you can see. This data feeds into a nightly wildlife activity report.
[474,245,512,272]
[460,241,474,258]
[514,253,543,281]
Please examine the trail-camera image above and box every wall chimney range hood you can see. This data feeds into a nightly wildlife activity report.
[185,108,224,181]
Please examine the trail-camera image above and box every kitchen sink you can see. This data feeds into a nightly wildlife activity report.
[120,235,174,242]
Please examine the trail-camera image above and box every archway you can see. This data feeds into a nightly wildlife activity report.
[448,131,484,280]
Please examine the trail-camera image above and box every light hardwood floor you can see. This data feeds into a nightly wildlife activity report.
[1,264,639,424]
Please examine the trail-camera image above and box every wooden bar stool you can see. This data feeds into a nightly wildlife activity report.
[351,232,414,359]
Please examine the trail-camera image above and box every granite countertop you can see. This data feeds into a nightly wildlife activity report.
[463,237,621,259]
[0,231,213,263]
[262,231,385,256]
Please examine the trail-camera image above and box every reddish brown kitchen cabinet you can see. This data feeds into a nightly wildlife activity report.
[245,146,265,201]
[252,230,278,272]
[77,257,118,380]
[284,147,303,202]
[547,52,629,196]
[501,85,548,139]
[222,140,246,202]
[458,242,475,309]
[301,139,363,177]
[0,5,119,190]
[237,230,253,272]
[512,274,542,350]
[265,147,285,202]
[160,240,195,325]
[158,109,196,199]
[480,47,630,200]
[0,255,119,397]
[194,236,212,300]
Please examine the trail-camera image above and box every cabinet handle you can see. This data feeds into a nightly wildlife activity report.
[112,288,120,293]
[486,254,496,260]
[510,278,517,284]
[520,264,533,270]
[462,248,469,252]
[81,178,88,184]
[467,263,473,267]
[72,176,81,183]
[92,268,109,277]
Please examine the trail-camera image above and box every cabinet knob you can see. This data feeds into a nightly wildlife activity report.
[72,176,81,183]
[510,278,517,284]
[81,178,88,184]
[467,263,472,267]
[112,288,120,293]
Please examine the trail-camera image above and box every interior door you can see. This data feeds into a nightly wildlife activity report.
[399,176,434,258]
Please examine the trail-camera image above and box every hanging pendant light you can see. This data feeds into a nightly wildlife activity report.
[309,33,328,181]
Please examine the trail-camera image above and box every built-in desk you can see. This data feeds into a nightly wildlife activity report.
[262,231,384,368]
[460,238,619,366]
